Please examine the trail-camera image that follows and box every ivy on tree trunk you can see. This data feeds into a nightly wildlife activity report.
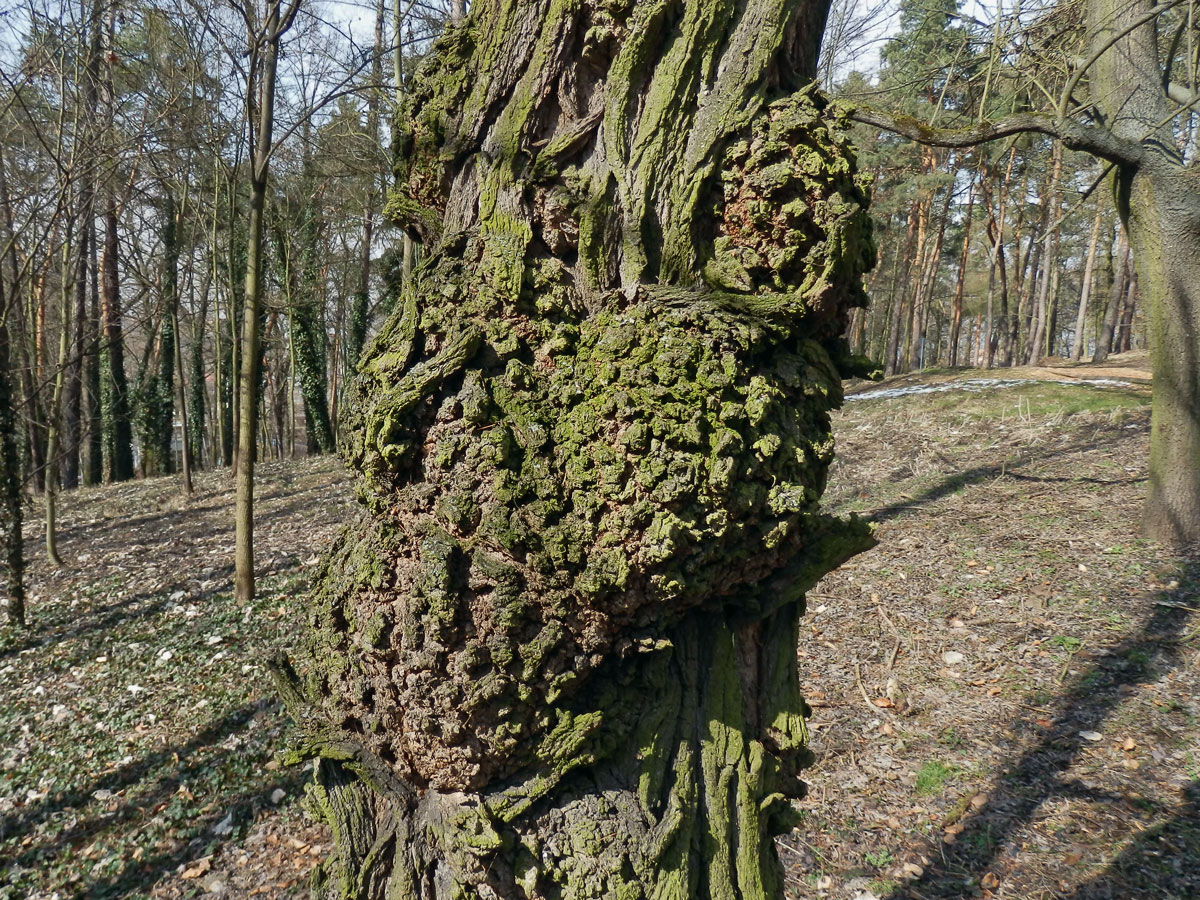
[283,1,877,897]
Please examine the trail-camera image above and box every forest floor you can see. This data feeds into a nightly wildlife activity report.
[0,457,354,899]
[2,351,1197,900]
[785,352,1199,900]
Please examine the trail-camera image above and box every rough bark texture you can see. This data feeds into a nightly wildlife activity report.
[1085,0,1200,546]
[286,2,875,897]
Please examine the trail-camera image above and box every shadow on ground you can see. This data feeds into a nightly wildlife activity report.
[885,563,1199,900]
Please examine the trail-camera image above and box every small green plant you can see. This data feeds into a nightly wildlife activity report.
[864,849,894,868]
[1126,648,1152,666]
[938,726,963,749]
[1051,635,1082,652]
[914,760,959,796]
[1184,752,1200,780]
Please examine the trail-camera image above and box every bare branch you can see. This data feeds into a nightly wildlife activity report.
[847,105,1145,166]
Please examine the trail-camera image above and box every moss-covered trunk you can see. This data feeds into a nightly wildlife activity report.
[287,144,336,456]
[285,2,876,897]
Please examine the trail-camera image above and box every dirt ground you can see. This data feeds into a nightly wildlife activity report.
[785,361,1198,900]
[2,356,1197,899]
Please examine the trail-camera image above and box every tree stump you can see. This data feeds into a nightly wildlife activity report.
[282,1,876,896]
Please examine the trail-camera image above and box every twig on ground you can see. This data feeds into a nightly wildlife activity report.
[887,638,902,674]
[1058,643,1082,684]
[1154,600,1199,612]
[855,661,887,714]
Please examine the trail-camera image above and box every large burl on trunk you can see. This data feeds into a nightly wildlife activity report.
[281,1,876,897]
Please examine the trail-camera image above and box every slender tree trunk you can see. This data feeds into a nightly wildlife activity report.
[1015,189,1047,364]
[0,274,24,627]
[2,152,48,494]
[905,167,932,371]
[174,302,193,495]
[189,269,210,468]
[916,181,952,368]
[144,190,179,476]
[1094,228,1128,363]
[885,207,917,375]
[948,175,976,367]
[62,214,87,490]
[1071,204,1104,360]
[1117,267,1137,353]
[1025,142,1062,364]
[348,0,384,376]
[285,165,336,454]
[236,0,297,604]
[45,239,73,569]
[84,211,103,486]
[994,238,1010,368]
[81,0,103,487]
[981,153,1015,370]
[982,251,997,368]
[100,5,134,483]
[1045,266,1061,357]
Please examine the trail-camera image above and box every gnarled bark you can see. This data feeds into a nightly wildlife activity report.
[285,2,875,897]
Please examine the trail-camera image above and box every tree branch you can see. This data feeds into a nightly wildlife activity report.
[1056,0,1185,122]
[1166,82,1199,106]
[847,105,1144,167]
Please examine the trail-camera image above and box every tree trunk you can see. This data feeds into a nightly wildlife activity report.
[980,155,1015,370]
[1025,142,1062,365]
[45,238,73,569]
[915,181,952,369]
[286,181,336,455]
[1044,266,1061,358]
[84,213,103,487]
[236,0,297,604]
[1071,204,1103,361]
[0,273,24,627]
[100,4,134,483]
[190,269,211,468]
[81,0,104,488]
[284,2,877,897]
[349,0,383,375]
[1117,267,1136,353]
[947,175,976,367]
[1135,167,1200,544]
[174,301,193,495]
[1072,0,1200,543]
[1093,227,1128,363]
[905,171,932,372]
[884,206,918,375]
[62,216,87,491]
[0,151,47,496]
[143,190,179,477]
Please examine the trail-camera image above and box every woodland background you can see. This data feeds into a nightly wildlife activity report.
[2,2,1197,898]
[0,0,1151,541]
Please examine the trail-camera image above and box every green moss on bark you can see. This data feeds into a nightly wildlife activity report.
[290,1,877,897]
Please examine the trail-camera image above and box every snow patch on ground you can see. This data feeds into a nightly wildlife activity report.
[846,377,1134,402]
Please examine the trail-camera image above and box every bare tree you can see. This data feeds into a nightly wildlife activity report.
[234,0,302,604]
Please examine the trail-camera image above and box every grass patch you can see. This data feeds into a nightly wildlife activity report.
[864,848,894,868]
[914,760,961,796]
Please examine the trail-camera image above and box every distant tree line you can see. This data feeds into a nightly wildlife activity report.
[832,0,1151,376]
[0,0,459,625]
